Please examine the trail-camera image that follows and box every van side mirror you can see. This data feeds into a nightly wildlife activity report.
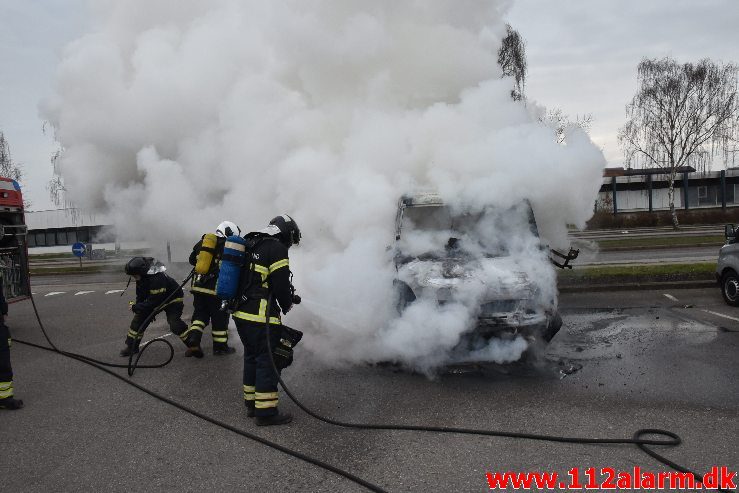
[725,224,736,240]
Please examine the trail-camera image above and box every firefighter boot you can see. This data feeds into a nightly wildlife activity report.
[245,400,255,418]
[185,345,204,358]
[183,332,204,358]
[119,341,140,357]
[255,412,292,427]
[0,397,24,410]
[213,343,236,355]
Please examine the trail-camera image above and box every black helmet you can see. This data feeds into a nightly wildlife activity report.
[268,214,301,248]
[125,257,153,276]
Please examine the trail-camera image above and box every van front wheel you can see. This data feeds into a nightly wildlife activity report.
[721,270,739,306]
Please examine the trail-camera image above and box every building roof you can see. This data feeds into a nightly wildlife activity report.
[603,166,697,177]
[25,208,111,230]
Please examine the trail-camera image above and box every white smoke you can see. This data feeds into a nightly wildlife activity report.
[42,0,606,371]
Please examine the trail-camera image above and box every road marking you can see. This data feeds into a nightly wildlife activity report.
[105,290,125,294]
[45,292,66,297]
[702,309,739,323]
[663,294,679,302]
[74,291,95,296]
[141,332,174,345]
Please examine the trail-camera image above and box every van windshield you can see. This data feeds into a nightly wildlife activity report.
[402,206,481,233]
[397,202,539,260]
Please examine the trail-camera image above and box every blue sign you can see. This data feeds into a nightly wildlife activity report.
[72,242,86,258]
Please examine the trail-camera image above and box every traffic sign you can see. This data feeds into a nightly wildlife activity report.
[72,242,86,258]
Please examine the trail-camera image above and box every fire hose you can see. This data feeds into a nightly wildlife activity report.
[10,275,736,493]
[261,295,736,493]
[17,270,201,376]
[13,270,385,491]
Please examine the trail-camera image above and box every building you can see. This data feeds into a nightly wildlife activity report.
[25,208,115,249]
[598,167,739,213]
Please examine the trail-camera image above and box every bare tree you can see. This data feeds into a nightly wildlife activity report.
[46,148,79,222]
[542,108,593,144]
[498,24,527,101]
[47,148,68,207]
[0,131,30,208]
[619,57,739,228]
[0,132,23,182]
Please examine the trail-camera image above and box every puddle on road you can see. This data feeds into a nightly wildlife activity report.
[548,311,629,361]
[443,350,586,379]
[552,309,720,365]
[378,308,722,381]
[441,311,630,379]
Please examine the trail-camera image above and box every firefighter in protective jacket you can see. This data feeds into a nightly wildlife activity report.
[182,221,241,357]
[120,257,189,357]
[0,277,23,410]
[233,214,301,426]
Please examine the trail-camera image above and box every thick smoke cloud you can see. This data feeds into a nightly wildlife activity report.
[43,0,606,371]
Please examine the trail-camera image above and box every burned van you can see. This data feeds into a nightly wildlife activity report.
[392,192,572,352]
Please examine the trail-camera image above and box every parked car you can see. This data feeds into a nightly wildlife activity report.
[392,192,567,354]
[716,224,739,306]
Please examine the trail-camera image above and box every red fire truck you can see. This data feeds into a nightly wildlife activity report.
[0,177,30,303]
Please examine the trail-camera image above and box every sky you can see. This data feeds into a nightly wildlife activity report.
[508,0,739,167]
[0,0,88,210]
[1,0,738,211]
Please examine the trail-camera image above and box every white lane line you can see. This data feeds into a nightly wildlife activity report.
[663,294,679,302]
[141,332,174,345]
[45,292,66,297]
[75,291,95,296]
[702,309,739,323]
[105,290,125,294]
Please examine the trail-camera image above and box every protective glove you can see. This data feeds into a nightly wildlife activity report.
[281,302,292,315]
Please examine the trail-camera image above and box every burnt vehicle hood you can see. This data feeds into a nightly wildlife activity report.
[396,256,536,303]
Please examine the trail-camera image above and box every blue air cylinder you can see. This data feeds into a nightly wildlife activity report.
[216,235,247,301]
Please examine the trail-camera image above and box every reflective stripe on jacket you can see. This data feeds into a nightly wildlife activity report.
[232,237,293,325]
[135,273,184,313]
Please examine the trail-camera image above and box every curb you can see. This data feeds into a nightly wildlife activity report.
[597,243,723,252]
[559,279,717,293]
[30,269,117,276]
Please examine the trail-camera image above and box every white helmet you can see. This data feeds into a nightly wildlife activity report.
[216,221,241,238]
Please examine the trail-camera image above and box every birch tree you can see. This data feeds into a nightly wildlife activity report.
[498,24,527,101]
[619,57,739,228]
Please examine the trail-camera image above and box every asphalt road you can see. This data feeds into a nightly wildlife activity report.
[1,277,737,492]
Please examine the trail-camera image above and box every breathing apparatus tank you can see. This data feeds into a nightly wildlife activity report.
[195,233,218,275]
[216,235,247,305]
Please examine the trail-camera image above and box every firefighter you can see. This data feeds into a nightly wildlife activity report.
[181,221,241,357]
[233,214,301,426]
[120,257,189,357]
[0,279,22,410]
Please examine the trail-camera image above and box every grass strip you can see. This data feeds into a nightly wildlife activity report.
[29,248,149,260]
[595,235,723,250]
[30,265,121,276]
[559,262,716,281]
